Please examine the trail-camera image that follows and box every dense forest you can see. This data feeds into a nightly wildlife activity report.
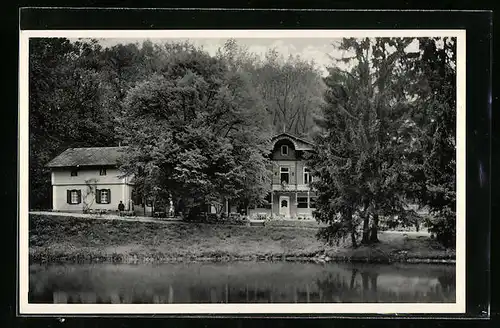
[29,37,456,247]
[29,38,325,210]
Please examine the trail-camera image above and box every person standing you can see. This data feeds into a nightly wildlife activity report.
[118,201,125,215]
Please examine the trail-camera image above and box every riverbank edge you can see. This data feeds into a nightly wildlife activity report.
[29,250,456,265]
[29,213,456,266]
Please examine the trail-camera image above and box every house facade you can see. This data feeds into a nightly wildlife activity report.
[47,134,316,218]
[46,147,135,213]
[248,133,317,219]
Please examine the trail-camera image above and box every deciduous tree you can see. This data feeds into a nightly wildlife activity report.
[117,44,272,218]
[29,38,117,209]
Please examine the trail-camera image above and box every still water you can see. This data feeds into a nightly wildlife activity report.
[29,262,455,303]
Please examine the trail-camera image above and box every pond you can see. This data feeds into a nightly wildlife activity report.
[29,262,455,304]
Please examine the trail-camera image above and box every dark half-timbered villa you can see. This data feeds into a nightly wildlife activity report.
[248,132,317,219]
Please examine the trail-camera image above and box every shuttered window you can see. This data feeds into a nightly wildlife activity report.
[96,189,111,204]
[66,189,81,204]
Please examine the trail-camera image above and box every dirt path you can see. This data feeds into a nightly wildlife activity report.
[29,211,183,225]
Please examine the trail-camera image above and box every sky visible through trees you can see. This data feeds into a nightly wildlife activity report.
[92,37,422,77]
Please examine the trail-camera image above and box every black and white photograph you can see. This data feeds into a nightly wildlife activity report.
[19,29,465,314]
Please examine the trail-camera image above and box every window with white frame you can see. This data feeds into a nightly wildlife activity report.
[100,189,109,203]
[280,167,290,184]
[281,145,289,156]
[67,189,81,204]
[70,190,79,204]
[303,167,312,184]
[297,197,308,208]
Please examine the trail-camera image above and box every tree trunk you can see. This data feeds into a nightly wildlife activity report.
[351,228,357,248]
[370,213,380,243]
[348,210,357,248]
[361,214,370,244]
[361,201,371,244]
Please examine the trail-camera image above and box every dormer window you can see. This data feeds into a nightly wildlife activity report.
[281,145,289,156]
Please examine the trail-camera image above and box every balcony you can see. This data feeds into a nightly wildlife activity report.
[272,184,311,192]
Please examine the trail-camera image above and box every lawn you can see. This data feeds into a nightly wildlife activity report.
[29,214,455,264]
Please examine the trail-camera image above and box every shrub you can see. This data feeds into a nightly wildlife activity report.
[426,216,455,248]
[252,213,271,221]
[265,214,286,221]
[182,212,249,226]
[122,211,135,217]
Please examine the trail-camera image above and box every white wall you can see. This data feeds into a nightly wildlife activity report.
[52,184,126,212]
[52,167,126,185]
[51,167,134,212]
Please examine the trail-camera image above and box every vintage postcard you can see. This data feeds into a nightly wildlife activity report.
[18,29,466,314]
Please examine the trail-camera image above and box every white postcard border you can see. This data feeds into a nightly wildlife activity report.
[18,29,466,315]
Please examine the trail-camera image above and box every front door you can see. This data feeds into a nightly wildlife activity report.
[279,196,290,217]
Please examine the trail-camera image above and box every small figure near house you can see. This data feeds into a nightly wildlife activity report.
[118,201,125,215]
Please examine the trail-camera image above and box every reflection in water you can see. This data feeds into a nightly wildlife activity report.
[29,262,456,304]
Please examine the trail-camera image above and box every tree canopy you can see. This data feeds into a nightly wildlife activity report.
[29,38,117,208]
[29,37,325,210]
[116,44,272,217]
[311,37,457,248]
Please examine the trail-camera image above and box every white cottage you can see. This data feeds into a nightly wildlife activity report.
[46,147,134,213]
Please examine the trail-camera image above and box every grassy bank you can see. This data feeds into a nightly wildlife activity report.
[29,214,455,264]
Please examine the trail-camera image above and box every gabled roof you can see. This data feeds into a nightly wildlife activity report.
[271,132,315,151]
[46,147,126,168]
